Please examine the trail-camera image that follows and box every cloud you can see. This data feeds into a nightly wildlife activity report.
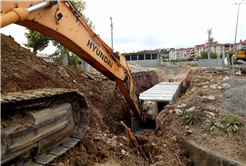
[1,0,245,55]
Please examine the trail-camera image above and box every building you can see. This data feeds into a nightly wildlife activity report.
[169,48,187,60]
[37,53,54,62]
[186,47,195,59]
[208,43,233,56]
[193,42,233,58]
[236,39,246,50]
[194,45,206,57]
[122,51,160,69]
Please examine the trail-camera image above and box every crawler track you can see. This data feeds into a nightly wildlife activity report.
[1,88,90,165]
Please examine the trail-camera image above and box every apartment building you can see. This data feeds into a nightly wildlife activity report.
[169,42,235,60]
[186,47,195,58]
[169,48,187,60]
[209,43,233,55]
[237,39,246,50]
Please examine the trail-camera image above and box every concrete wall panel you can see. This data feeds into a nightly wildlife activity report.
[198,59,222,67]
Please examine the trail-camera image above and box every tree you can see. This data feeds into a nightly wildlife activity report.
[200,51,218,59]
[24,0,95,68]
[24,29,51,54]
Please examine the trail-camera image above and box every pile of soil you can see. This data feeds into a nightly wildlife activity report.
[1,34,191,165]
[127,61,148,72]
[156,69,246,165]
[156,66,190,82]
[1,34,127,134]
[131,71,159,93]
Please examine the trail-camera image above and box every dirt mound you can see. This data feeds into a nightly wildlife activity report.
[131,71,159,93]
[156,66,190,82]
[127,61,148,72]
[156,69,246,165]
[1,33,128,133]
[51,128,192,166]
[1,34,191,165]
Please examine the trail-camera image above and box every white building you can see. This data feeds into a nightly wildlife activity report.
[169,48,187,60]
[36,53,54,62]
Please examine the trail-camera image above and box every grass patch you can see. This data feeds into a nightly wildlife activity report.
[202,118,222,134]
[183,112,204,125]
[202,115,245,135]
[221,115,245,135]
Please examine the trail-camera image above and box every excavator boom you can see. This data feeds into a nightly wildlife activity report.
[1,0,142,120]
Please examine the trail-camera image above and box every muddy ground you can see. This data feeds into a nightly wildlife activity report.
[1,33,246,166]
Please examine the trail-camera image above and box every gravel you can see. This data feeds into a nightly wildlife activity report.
[222,76,246,116]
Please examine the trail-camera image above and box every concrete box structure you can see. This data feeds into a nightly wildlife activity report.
[122,52,160,69]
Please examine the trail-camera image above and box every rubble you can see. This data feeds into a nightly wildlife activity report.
[175,109,183,115]
[186,106,196,112]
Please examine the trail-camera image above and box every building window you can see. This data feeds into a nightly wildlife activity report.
[132,55,137,60]
[138,54,144,60]
[146,54,151,60]
[125,55,130,61]
[152,54,157,59]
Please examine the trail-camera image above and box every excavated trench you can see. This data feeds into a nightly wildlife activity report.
[131,68,246,166]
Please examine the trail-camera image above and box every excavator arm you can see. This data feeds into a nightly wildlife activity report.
[1,1,145,165]
[1,0,143,121]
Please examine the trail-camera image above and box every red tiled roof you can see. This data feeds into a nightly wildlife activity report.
[195,44,205,48]
[210,43,233,46]
[177,48,187,50]
[239,39,246,43]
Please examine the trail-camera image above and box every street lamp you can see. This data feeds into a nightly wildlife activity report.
[234,0,245,54]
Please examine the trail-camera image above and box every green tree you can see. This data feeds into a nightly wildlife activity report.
[24,29,51,54]
[24,0,95,68]
[200,51,218,59]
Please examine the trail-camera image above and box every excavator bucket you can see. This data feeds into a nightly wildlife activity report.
[143,101,159,121]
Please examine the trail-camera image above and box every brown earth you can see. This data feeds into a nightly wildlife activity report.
[156,69,246,164]
[156,66,190,82]
[1,34,191,166]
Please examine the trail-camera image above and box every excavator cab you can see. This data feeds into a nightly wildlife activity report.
[236,50,246,61]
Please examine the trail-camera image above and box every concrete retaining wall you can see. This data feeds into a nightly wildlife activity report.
[161,61,198,66]
[198,59,222,67]
[180,137,245,166]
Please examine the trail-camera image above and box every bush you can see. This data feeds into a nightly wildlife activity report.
[201,51,218,59]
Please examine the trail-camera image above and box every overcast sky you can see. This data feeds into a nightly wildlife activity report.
[1,0,246,54]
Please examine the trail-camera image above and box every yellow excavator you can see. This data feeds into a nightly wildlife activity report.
[1,1,157,165]
[235,49,246,74]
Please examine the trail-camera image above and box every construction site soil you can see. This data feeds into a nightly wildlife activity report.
[1,33,246,166]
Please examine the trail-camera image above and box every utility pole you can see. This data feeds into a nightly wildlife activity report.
[110,17,113,50]
[207,28,212,59]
